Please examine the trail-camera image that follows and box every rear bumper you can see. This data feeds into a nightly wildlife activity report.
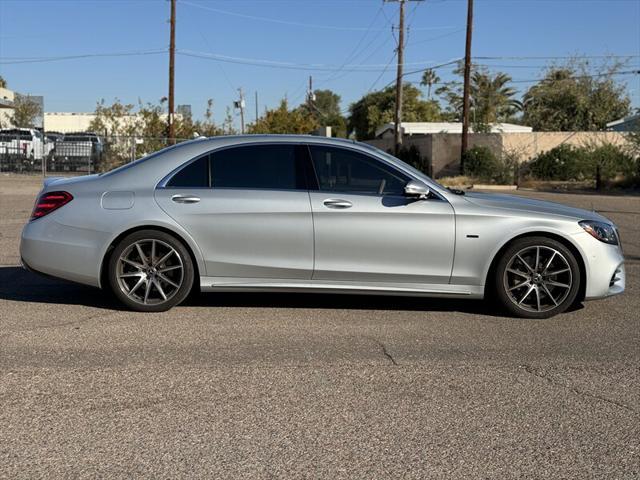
[20,217,110,287]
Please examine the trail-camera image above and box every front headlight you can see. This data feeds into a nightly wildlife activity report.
[579,220,618,245]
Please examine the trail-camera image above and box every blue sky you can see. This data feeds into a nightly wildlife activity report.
[1,0,639,128]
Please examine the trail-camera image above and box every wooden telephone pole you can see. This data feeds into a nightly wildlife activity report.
[460,0,474,173]
[385,0,423,156]
[168,0,176,144]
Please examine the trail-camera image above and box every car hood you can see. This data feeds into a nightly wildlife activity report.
[462,191,611,224]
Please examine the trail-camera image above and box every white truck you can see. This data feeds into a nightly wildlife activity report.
[52,132,104,172]
[0,128,54,171]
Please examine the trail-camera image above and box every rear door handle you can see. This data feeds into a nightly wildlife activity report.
[323,199,352,209]
[171,194,200,204]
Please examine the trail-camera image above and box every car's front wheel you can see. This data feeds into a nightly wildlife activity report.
[494,237,581,319]
[108,230,194,312]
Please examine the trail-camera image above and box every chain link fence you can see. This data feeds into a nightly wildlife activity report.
[0,129,189,175]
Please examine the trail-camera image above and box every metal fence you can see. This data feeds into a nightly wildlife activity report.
[0,130,188,175]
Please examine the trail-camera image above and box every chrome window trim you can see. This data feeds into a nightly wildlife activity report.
[155,139,447,202]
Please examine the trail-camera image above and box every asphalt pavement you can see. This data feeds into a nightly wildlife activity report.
[1,175,638,479]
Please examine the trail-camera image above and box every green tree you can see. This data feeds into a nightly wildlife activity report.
[420,69,440,99]
[0,76,6,88]
[436,64,521,131]
[348,84,443,140]
[299,89,348,137]
[522,60,631,131]
[249,99,318,134]
[12,94,42,128]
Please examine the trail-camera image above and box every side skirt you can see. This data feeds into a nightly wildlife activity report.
[199,276,484,299]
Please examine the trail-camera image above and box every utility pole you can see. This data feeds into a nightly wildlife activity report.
[460,0,474,173]
[307,75,315,110]
[235,88,246,134]
[385,0,423,156]
[168,0,176,144]
[255,91,259,122]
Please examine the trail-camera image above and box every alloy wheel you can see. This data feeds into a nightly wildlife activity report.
[116,239,184,306]
[503,245,573,313]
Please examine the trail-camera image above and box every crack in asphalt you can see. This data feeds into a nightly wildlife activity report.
[378,341,398,366]
[359,336,399,366]
[519,364,636,413]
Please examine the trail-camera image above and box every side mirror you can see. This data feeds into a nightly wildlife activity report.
[404,180,430,199]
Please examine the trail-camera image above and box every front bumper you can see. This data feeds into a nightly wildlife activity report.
[572,231,625,300]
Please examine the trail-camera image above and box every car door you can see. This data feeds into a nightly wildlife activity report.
[306,144,455,285]
[155,143,314,280]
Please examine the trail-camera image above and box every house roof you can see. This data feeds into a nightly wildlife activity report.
[375,122,533,137]
[606,114,640,130]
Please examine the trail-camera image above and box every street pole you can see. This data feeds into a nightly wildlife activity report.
[394,0,405,157]
[168,0,176,145]
[385,0,423,156]
[460,0,474,173]
[307,75,314,110]
[238,88,245,134]
[255,91,259,122]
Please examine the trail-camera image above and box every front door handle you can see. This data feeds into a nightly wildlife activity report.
[171,194,200,204]
[323,198,352,209]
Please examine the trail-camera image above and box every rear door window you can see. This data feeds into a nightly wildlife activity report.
[211,144,305,190]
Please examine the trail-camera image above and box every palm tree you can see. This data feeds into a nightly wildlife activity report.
[420,69,440,99]
[470,71,522,127]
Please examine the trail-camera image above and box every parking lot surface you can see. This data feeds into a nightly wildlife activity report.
[1,175,639,479]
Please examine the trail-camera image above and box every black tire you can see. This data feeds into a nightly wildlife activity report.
[494,236,581,319]
[108,229,195,312]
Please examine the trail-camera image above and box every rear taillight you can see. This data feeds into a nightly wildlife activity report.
[30,191,73,221]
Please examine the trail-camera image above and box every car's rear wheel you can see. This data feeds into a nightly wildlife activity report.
[108,230,194,312]
[494,236,581,319]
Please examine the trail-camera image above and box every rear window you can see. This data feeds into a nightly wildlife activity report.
[166,155,210,188]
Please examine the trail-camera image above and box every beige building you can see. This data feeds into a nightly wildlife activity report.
[0,87,16,128]
[44,112,97,133]
[44,112,182,134]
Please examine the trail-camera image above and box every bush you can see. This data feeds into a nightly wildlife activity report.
[462,146,503,181]
[529,144,586,181]
[530,143,637,184]
[586,143,636,182]
[459,146,520,184]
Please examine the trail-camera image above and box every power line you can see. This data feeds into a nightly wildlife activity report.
[180,0,457,31]
[0,49,167,64]
[368,53,398,93]
[316,5,385,87]
[176,49,444,71]
[404,69,640,86]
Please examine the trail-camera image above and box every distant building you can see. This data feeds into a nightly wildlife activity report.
[44,111,184,134]
[0,87,15,127]
[606,114,640,132]
[0,88,44,129]
[44,112,97,133]
[375,122,533,139]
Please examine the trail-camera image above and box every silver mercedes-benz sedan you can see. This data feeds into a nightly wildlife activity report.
[20,135,625,318]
